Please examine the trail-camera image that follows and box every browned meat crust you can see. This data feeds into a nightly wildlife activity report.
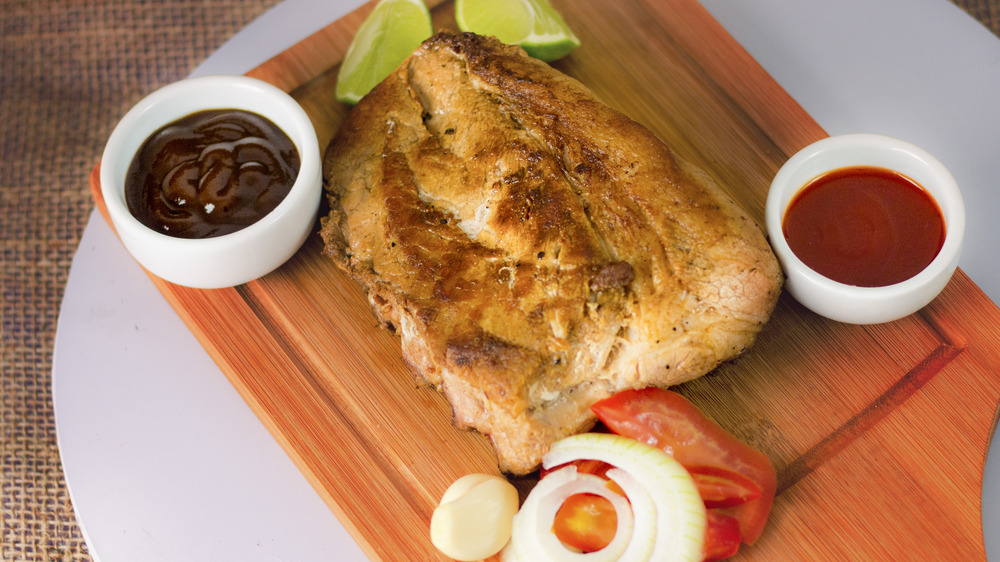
[320,32,783,474]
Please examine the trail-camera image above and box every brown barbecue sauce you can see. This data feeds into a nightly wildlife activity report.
[125,109,300,239]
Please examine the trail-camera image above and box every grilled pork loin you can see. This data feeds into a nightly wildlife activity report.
[320,32,783,474]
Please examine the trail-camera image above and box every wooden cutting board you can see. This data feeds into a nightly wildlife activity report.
[89,0,1000,559]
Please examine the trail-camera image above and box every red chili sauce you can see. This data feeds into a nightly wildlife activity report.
[782,166,945,287]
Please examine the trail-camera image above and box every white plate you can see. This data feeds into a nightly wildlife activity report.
[54,0,1000,559]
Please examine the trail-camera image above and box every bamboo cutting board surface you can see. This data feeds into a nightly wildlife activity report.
[89,0,1000,559]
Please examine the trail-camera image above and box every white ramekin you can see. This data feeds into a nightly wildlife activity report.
[765,133,965,324]
[100,75,321,289]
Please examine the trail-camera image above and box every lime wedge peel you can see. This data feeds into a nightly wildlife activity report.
[335,0,433,105]
[455,0,580,61]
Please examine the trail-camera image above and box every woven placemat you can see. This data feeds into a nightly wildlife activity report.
[0,1,280,560]
[961,0,1000,30]
[0,1,997,561]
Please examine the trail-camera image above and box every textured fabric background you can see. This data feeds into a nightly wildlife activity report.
[1,1,997,560]
[1,2,281,559]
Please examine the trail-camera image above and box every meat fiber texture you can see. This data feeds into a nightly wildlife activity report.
[320,32,783,475]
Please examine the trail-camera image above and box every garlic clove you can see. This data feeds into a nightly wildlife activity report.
[430,474,519,561]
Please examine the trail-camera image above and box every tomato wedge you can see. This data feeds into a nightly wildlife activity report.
[591,387,776,544]
[541,459,613,480]
[703,510,742,561]
[542,460,621,553]
[687,465,762,509]
[551,493,618,553]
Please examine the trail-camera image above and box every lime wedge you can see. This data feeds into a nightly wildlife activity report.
[335,0,433,105]
[455,0,580,61]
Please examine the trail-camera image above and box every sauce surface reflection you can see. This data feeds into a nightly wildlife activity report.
[125,109,300,239]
